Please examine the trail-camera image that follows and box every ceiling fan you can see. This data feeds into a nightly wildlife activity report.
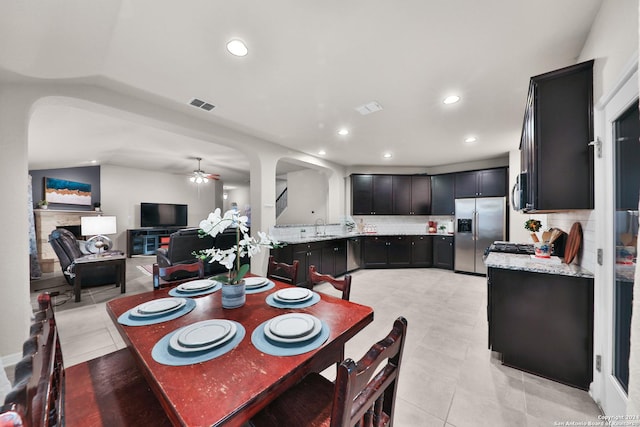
[189,157,220,184]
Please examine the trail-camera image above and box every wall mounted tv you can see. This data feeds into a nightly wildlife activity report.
[140,203,188,228]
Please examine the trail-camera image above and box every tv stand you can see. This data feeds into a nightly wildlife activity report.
[126,227,184,257]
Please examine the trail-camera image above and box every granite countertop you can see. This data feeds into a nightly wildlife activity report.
[278,232,454,245]
[484,252,594,278]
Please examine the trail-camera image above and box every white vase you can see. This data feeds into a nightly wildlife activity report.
[221,281,246,309]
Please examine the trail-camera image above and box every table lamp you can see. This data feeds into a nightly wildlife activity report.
[81,215,117,255]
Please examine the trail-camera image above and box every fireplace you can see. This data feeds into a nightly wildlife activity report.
[34,209,100,272]
[57,225,82,239]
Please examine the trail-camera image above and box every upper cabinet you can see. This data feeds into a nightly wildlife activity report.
[430,173,455,215]
[520,60,594,212]
[454,168,507,198]
[351,174,430,215]
[352,175,393,215]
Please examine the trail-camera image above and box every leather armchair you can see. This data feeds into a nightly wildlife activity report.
[156,228,248,279]
[48,228,122,286]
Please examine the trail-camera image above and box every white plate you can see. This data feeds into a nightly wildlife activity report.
[177,279,216,293]
[264,314,322,343]
[273,288,313,303]
[134,298,186,317]
[244,277,269,289]
[169,320,237,353]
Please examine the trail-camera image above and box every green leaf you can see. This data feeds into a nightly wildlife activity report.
[235,263,250,283]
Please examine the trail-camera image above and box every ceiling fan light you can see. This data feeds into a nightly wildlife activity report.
[190,176,196,183]
[203,177,209,183]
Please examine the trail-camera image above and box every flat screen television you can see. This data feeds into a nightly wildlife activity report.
[140,202,188,227]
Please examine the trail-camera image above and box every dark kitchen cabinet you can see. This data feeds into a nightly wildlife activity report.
[363,236,411,268]
[351,175,393,215]
[363,236,388,267]
[392,175,431,215]
[430,174,455,215]
[410,176,431,215]
[455,168,507,198]
[411,235,433,267]
[433,235,454,270]
[488,267,593,389]
[353,174,430,215]
[321,239,347,277]
[291,242,323,286]
[520,60,594,212]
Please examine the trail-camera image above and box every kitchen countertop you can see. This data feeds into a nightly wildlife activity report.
[277,232,454,245]
[484,251,594,278]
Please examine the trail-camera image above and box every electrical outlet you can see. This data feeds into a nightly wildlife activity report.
[596,355,601,372]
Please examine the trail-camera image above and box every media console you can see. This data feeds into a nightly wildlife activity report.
[126,227,184,257]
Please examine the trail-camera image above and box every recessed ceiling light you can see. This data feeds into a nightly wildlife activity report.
[464,136,477,143]
[226,39,248,57]
[318,150,326,155]
[383,152,392,159]
[338,129,349,136]
[443,95,460,104]
[90,160,98,164]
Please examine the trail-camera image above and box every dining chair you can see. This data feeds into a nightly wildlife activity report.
[152,259,205,289]
[250,316,408,427]
[308,265,351,301]
[267,256,299,286]
[1,293,171,427]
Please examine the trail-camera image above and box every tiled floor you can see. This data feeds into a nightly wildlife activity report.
[24,258,603,426]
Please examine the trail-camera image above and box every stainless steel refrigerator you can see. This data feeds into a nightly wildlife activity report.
[454,197,507,275]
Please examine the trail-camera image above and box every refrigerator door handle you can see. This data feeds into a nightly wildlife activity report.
[473,210,479,241]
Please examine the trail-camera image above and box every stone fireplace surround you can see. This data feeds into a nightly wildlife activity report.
[34,209,101,272]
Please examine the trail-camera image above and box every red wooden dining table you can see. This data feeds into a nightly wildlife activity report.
[105,278,374,426]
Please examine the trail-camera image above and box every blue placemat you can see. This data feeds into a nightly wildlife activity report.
[168,282,221,297]
[251,319,329,356]
[246,280,276,294]
[152,321,245,366]
[265,292,320,309]
[117,298,196,326]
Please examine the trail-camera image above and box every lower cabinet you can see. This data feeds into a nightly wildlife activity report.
[411,235,433,267]
[363,235,432,268]
[433,235,454,269]
[488,267,593,389]
[272,239,348,287]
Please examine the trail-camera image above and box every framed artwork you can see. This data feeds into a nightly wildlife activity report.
[44,177,92,206]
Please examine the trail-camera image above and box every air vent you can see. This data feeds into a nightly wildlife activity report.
[355,101,383,115]
[189,98,216,111]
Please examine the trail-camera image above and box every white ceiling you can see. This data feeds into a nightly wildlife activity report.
[1,0,603,186]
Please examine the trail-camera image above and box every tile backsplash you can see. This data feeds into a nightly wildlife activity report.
[546,210,595,273]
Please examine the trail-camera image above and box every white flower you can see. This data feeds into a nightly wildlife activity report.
[197,209,282,284]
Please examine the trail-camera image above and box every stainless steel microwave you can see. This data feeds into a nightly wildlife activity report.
[511,172,527,211]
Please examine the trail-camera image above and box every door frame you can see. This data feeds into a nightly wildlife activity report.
[593,55,638,416]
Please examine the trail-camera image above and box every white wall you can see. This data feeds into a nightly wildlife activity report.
[101,164,217,251]
[277,169,328,225]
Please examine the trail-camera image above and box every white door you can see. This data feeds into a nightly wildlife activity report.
[594,62,638,416]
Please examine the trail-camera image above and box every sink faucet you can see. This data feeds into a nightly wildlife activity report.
[315,218,326,236]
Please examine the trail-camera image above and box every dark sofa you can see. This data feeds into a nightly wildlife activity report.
[156,228,248,279]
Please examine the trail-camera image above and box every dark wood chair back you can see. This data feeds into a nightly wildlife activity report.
[308,265,351,301]
[332,316,407,426]
[1,293,171,427]
[267,256,299,285]
[1,293,64,427]
[250,316,408,427]
[152,259,204,289]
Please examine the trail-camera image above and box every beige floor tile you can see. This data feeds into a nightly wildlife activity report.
[24,261,604,425]
[447,387,528,427]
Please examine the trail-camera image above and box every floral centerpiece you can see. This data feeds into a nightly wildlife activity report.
[197,208,281,285]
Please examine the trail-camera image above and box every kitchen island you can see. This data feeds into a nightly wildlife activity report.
[484,252,594,390]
